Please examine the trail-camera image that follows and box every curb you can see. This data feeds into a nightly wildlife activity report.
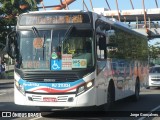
[0,79,14,84]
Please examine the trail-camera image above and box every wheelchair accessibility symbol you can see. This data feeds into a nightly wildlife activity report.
[51,60,61,70]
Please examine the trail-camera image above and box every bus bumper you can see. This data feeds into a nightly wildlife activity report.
[14,85,96,108]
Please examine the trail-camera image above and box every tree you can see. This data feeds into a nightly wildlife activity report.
[148,41,160,65]
[0,0,40,46]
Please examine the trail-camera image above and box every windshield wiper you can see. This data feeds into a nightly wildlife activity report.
[61,25,75,54]
[32,26,40,37]
[63,25,75,42]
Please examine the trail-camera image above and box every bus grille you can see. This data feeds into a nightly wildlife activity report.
[29,95,68,102]
[22,72,79,82]
[151,79,160,81]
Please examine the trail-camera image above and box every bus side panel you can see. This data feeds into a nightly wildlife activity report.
[76,87,96,107]
[96,60,111,106]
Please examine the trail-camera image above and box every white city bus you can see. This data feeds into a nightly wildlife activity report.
[6,10,149,111]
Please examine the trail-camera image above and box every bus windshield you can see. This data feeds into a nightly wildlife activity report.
[19,29,94,70]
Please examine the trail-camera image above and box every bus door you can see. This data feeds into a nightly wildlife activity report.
[96,34,107,105]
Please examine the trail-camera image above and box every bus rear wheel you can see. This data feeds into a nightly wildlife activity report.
[132,79,140,101]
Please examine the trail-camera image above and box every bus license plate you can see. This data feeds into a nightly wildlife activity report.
[43,97,57,102]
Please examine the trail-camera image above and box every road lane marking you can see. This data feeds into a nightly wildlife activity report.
[138,105,160,120]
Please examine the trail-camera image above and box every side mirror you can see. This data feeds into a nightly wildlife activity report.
[6,31,17,59]
[99,36,106,50]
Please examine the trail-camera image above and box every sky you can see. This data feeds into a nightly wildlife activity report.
[40,0,160,11]
[38,0,160,45]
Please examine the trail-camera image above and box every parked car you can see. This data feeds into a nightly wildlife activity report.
[148,65,160,89]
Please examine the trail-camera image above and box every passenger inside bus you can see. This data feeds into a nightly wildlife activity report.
[73,40,92,66]
[63,37,92,66]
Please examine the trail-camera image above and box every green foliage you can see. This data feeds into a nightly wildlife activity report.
[0,0,39,45]
[148,43,160,60]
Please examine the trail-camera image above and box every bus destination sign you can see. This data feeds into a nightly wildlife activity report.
[19,13,90,25]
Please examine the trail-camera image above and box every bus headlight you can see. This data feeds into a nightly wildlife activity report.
[76,79,94,96]
[87,81,93,88]
[77,86,85,94]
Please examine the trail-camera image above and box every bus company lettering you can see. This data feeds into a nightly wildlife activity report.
[52,83,70,88]
[23,83,39,87]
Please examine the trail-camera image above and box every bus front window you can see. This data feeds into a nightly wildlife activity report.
[19,30,51,70]
[19,29,93,70]
[52,29,94,70]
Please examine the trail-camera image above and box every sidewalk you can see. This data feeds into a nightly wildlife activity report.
[0,65,14,83]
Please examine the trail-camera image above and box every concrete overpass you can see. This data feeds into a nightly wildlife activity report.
[37,0,160,39]
[93,8,160,39]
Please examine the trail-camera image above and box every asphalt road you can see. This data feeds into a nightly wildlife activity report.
[1,79,160,120]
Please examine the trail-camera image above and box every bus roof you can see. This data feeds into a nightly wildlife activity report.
[27,10,86,14]
[92,11,147,39]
